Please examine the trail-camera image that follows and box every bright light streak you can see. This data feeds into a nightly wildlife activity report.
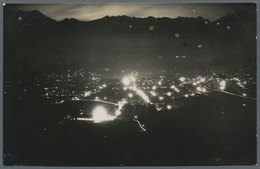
[167,105,172,110]
[136,89,150,103]
[179,77,185,82]
[128,93,133,98]
[123,77,130,85]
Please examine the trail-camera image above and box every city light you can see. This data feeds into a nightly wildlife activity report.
[123,77,130,85]
[92,107,108,122]
[131,76,136,82]
[136,89,150,103]
[152,86,156,90]
[167,92,172,96]
[184,94,189,98]
[128,93,133,98]
[150,91,156,96]
[179,77,185,82]
[158,81,162,85]
[219,80,226,90]
[197,87,202,92]
[167,105,172,110]
[159,96,164,100]
[84,91,91,97]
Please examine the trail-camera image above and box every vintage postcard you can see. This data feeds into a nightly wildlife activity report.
[3,3,257,166]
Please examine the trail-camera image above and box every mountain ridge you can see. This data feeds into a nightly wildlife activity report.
[4,9,256,74]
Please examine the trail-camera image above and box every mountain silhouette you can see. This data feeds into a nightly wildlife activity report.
[4,8,256,74]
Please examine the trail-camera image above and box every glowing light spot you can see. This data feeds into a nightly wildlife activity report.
[152,86,156,90]
[167,105,172,110]
[95,96,99,100]
[193,82,197,86]
[84,91,91,97]
[158,81,162,85]
[128,93,133,98]
[124,87,127,90]
[159,96,164,100]
[167,92,172,96]
[200,78,206,82]
[176,56,179,58]
[197,87,202,92]
[123,77,130,85]
[134,115,137,118]
[243,104,246,106]
[93,107,108,122]
[184,94,189,98]
[132,86,137,91]
[198,44,202,48]
[102,84,107,87]
[202,88,206,92]
[243,94,247,96]
[219,80,226,91]
[179,77,185,82]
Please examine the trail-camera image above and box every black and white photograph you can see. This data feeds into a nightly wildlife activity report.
[3,3,257,166]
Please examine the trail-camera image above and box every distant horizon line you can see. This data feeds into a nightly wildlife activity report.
[13,9,222,22]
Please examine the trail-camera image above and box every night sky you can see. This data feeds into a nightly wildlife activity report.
[10,3,256,22]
